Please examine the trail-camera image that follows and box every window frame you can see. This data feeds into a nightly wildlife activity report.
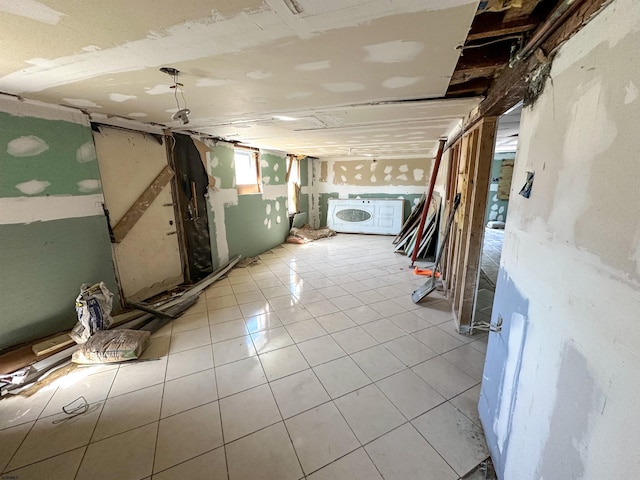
[234,147,262,195]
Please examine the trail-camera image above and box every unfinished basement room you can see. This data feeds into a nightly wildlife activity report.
[0,0,637,479]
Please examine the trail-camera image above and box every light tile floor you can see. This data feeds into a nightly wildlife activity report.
[0,234,489,480]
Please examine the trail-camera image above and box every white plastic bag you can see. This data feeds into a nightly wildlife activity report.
[69,282,114,344]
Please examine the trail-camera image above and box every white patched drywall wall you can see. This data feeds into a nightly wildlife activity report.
[484,0,640,478]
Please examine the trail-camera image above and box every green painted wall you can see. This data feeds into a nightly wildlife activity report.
[260,152,286,185]
[0,217,118,350]
[206,194,220,270]
[300,157,309,187]
[209,141,236,189]
[0,107,118,350]
[299,193,309,216]
[485,152,515,223]
[0,112,101,197]
[225,194,289,258]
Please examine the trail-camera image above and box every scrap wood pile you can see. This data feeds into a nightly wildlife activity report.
[286,224,336,244]
[393,194,441,258]
[0,256,241,396]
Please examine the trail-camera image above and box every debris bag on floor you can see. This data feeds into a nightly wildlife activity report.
[69,282,114,344]
[286,224,336,244]
[72,329,151,364]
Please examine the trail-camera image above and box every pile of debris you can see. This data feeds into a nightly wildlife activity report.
[286,224,336,244]
[0,256,240,396]
[393,195,440,258]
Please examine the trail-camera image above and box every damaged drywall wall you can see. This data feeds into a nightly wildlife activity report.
[0,97,118,350]
[203,141,289,267]
[480,1,640,478]
[309,157,431,228]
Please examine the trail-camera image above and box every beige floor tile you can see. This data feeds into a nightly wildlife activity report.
[165,344,213,381]
[259,345,309,381]
[220,384,281,442]
[270,369,330,419]
[93,384,162,441]
[226,422,303,480]
[40,367,117,418]
[0,385,56,430]
[442,344,487,381]
[0,421,34,472]
[285,402,359,475]
[411,325,465,354]
[334,384,405,443]
[388,311,431,333]
[154,402,223,473]
[239,300,273,318]
[5,447,85,480]
[362,319,405,343]
[169,326,211,354]
[365,424,457,480]
[412,402,489,476]
[215,356,266,398]
[331,326,378,354]
[244,312,283,333]
[210,319,249,343]
[412,356,478,399]
[161,368,218,418]
[307,448,382,480]
[208,305,243,324]
[350,345,405,381]
[77,423,156,480]
[212,335,256,366]
[449,384,482,426]
[153,447,227,480]
[7,402,102,471]
[285,318,327,343]
[171,311,209,335]
[342,305,383,325]
[315,311,357,333]
[313,356,370,398]
[251,326,294,354]
[383,335,438,367]
[376,369,445,420]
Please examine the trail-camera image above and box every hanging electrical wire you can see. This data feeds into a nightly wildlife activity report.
[159,67,190,124]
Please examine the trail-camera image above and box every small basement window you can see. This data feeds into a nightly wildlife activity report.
[235,148,261,194]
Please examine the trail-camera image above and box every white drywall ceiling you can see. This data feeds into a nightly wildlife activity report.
[0,0,481,158]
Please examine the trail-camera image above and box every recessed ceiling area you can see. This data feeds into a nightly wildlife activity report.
[0,0,482,158]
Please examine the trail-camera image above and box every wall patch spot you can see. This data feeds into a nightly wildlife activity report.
[625,81,638,104]
[0,0,65,25]
[128,112,147,118]
[275,201,281,211]
[413,168,424,181]
[15,179,51,195]
[371,175,377,182]
[385,174,392,182]
[261,159,270,168]
[276,215,282,224]
[363,40,425,63]
[341,165,347,171]
[77,179,101,193]
[355,164,363,170]
[263,175,271,185]
[267,219,272,229]
[384,166,393,174]
[264,218,268,226]
[81,45,101,52]
[273,163,280,171]
[396,174,408,181]
[76,142,97,163]
[382,76,422,89]
[247,70,272,80]
[211,156,220,168]
[322,82,365,93]
[63,98,102,108]
[109,93,136,103]
[275,176,279,182]
[295,60,331,71]
[399,165,408,173]
[266,204,272,215]
[355,173,362,180]
[144,84,173,95]
[341,175,347,182]
[7,135,49,157]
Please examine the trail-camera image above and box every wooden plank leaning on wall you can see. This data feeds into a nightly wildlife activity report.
[441,117,497,334]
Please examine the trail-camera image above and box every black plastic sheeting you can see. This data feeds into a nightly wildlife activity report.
[172,134,213,281]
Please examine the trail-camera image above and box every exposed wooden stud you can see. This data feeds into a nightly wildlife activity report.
[456,117,497,333]
[111,165,174,243]
[467,16,539,42]
[450,65,503,86]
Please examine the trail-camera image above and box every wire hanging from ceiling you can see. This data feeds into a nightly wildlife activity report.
[159,67,190,124]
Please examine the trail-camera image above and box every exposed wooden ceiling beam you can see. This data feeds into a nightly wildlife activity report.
[450,65,504,86]
[477,0,613,118]
[466,15,539,42]
[504,0,543,22]
[447,78,493,97]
